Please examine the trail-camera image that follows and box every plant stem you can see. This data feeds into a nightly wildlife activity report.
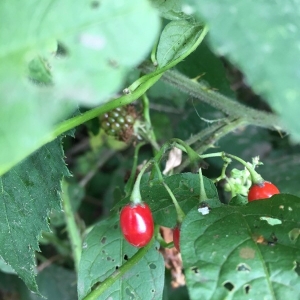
[141,93,159,154]
[154,223,174,248]
[53,75,162,139]
[194,118,245,154]
[185,119,230,146]
[83,238,154,300]
[139,64,281,131]
[176,118,244,173]
[61,178,82,273]
[150,38,159,66]
[128,25,209,92]
[171,138,199,163]
[124,142,146,197]
[213,156,232,183]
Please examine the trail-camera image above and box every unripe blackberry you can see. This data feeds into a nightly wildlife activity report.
[100,105,138,142]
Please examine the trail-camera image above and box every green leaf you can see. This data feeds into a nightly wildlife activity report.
[0,0,160,176]
[78,214,165,299]
[0,138,70,293]
[157,20,204,68]
[181,194,300,299]
[186,0,300,141]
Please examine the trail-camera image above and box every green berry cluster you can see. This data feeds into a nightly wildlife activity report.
[100,105,137,142]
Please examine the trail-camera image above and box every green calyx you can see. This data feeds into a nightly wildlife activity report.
[224,153,264,185]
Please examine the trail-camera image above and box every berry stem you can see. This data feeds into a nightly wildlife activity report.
[200,152,223,159]
[162,182,185,224]
[150,38,159,66]
[130,159,154,204]
[141,93,160,153]
[213,156,232,183]
[83,237,155,300]
[198,168,209,203]
[124,142,146,197]
[176,118,244,173]
[224,153,264,184]
[152,160,185,223]
[149,141,173,181]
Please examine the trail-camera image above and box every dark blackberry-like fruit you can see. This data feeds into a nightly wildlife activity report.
[100,105,137,142]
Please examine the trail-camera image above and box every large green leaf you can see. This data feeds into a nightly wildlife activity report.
[0,138,70,293]
[185,0,300,141]
[181,195,300,299]
[0,0,160,176]
[78,214,165,299]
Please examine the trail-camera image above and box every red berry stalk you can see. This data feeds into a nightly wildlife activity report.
[162,181,185,252]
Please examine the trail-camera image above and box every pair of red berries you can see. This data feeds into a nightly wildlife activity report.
[120,203,180,250]
[120,181,280,248]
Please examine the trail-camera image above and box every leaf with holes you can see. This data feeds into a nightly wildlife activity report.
[0,138,70,294]
[78,214,165,300]
[181,194,300,299]
[114,173,220,228]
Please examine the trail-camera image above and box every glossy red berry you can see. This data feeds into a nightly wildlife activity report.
[120,203,154,247]
[173,226,181,252]
[248,181,280,202]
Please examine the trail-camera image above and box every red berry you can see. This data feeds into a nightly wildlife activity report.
[173,226,181,252]
[120,203,154,247]
[248,181,280,202]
